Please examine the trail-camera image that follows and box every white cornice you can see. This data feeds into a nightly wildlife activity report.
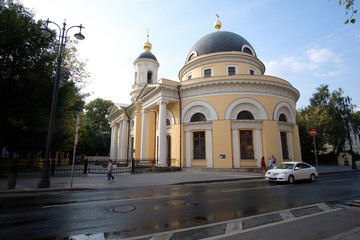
[180,78,300,103]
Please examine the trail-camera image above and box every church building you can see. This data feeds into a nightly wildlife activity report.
[108,17,302,169]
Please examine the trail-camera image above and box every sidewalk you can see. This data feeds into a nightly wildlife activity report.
[0,165,358,194]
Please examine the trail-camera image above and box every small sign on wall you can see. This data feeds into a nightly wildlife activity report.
[220,154,226,159]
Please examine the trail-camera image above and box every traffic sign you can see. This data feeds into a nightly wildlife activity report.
[310,129,317,136]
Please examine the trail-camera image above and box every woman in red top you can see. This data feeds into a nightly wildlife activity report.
[260,157,266,174]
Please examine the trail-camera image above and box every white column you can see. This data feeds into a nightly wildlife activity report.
[158,100,168,166]
[110,124,117,160]
[117,121,122,161]
[121,119,128,162]
[255,129,263,167]
[115,124,120,160]
[140,110,148,164]
[186,131,191,167]
[206,129,213,168]
[232,129,240,168]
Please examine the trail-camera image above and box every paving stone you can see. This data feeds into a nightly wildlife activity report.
[242,213,282,229]
[169,224,226,240]
[290,206,323,217]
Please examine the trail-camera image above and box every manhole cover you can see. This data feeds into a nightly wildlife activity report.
[110,205,136,213]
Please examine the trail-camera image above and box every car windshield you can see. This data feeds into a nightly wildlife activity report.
[275,163,295,169]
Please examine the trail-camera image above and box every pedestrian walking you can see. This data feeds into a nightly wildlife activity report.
[268,157,273,169]
[105,158,115,182]
[260,157,266,174]
[272,155,277,168]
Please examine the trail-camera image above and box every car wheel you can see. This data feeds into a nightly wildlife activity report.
[288,175,295,184]
[310,174,316,182]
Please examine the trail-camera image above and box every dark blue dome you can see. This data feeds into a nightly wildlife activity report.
[136,51,157,61]
[187,31,256,62]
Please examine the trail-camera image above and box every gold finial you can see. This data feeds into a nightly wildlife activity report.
[143,29,152,52]
[214,14,222,31]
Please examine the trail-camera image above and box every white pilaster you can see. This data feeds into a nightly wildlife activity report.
[206,129,213,168]
[140,110,148,163]
[186,131,191,167]
[158,100,168,166]
[255,129,263,167]
[288,131,294,161]
[232,129,240,168]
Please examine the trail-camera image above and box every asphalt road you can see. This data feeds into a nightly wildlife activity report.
[0,172,359,240]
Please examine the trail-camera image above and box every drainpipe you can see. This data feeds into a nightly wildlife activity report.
[177,85,182,168]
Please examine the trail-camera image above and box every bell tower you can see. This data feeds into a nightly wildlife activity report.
[130,30,159,102]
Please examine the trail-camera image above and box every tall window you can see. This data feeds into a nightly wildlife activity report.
[249,69,255,75]
[147,71,152,83]
[193,131,205,159]
[134,72,137,83]
[204,69,212,78]
[240,130,254,159]
[228,67,236,76]
[280,132,289,159]
[237,111,254,120]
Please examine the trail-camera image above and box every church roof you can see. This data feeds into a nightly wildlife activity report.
[186,31,256,62]
[136,51,158,61]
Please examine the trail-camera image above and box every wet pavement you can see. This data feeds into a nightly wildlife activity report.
[0,164,358,194]
[0,165,359,240]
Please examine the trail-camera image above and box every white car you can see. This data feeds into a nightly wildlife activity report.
[265,162,318,184]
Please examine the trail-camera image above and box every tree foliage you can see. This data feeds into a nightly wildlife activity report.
[77,98,113,156]
[0,0,88,158]
[339,0,358,23]
[297,84,358,163]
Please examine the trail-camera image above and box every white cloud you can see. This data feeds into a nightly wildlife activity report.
[306,48,335,63]
[264,57,318,77]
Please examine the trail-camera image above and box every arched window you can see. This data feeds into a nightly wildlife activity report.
[190,113,206,122]
[279,113,287,122]
[166,119,171,126]
[237,111,254,120]
[188,53,196,61]
[147,71,153,83]
[243,47,252,55]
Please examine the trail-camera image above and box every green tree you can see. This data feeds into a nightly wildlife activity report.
[0,0,55,158]
[77,98,113,156]
[297,84,356,163]
[0,0,88,159]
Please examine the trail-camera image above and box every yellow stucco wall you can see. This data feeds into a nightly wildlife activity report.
[260,121,281,162]
[212,120,233,168]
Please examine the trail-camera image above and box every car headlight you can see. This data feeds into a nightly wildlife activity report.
[281,173,287,176]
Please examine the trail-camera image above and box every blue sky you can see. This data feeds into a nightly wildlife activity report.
[20,0,360,110]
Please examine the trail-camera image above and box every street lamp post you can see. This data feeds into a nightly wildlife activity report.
[342,97,357,170]
[37,19,85,188]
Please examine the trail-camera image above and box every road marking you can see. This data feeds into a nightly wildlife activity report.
[120,203,342,240]
[42,193,189,208]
